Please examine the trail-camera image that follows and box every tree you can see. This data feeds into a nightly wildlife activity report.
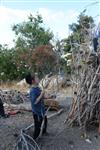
[59,13,95,55]
[69,12,95,44]
[58,13,95,75]
[12,14,53,49]
[31,45,57,77]
[12,45,57,79]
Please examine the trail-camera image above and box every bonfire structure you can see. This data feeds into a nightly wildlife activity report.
[66,23,100,133]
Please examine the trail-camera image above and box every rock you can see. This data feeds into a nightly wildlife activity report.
[85,138,92,144]
[55,93,73,108]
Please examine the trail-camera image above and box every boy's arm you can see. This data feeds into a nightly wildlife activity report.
[34,90,44,104]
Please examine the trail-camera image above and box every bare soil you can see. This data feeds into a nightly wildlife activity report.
[0,83,100,150]
[0,108,100,150]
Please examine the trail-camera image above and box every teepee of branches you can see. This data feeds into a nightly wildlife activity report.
[66,51,100,131]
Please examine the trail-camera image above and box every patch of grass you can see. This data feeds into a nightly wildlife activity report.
[0,81,29,93]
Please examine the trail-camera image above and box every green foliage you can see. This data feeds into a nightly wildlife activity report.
[69,12,95,44]
[0,12,95,81]
[58,12,95,75]
[59,12,95,56]
[0,46,18,81]
[0,44,57,81]
[59,58,71,74]
[0,14,54,81]
[12,14,53,49]
[61,38,71,53]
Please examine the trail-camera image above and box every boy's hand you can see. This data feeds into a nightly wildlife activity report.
[34,90,45,104]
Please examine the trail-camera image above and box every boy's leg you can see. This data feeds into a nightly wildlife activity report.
[42,115,48,134]
[33,113,43,139]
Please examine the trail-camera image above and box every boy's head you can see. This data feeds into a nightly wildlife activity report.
[25,73,39,85]
[25,73,35,85]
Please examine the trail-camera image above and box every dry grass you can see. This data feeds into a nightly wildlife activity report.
[0,81,29,93]
[0,81,73,97]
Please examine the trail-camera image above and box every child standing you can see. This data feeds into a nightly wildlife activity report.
[25,73,47,139]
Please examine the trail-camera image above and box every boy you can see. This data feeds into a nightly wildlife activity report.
[25,73,47,139]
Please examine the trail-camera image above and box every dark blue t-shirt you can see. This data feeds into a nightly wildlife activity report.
[30,86,45,116]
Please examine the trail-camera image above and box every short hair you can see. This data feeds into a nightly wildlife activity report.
[25,73,35,85]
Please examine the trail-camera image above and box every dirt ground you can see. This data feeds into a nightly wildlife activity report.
[0,82,99,150]
[0,108,100,150]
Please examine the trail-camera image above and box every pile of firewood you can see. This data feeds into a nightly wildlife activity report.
[0,89,28,104]
[66,52,100,131]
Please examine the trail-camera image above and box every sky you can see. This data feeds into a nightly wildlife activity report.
[0,0,100,48]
